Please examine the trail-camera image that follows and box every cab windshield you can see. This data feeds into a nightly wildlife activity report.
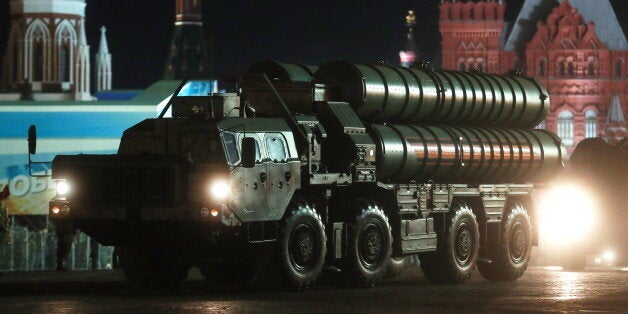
[179,130,221,163]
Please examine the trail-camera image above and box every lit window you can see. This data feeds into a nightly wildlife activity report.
[557,110,574,146]
[537,60,546,77]
[585,110,596,138]
[266,135,287,162]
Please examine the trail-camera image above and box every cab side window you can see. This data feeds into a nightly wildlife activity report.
[242,135,263,163]
[221,132,240,165]
[266,135,287,162]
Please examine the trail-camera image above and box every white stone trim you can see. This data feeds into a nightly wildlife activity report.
[11,0,86,17]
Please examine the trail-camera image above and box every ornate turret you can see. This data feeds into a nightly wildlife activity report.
[164,0,210,79]
[603,96,627,144]
[399,10,420,68]
[96,26,112,91]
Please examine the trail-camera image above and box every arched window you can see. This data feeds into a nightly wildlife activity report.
[27,22,49,82]
[616,59,623,78]
[459,62,466,71]
[567,62,574,76]
[557,110,574,146]
[33,41,44,81]
[477,62,484,72]
[59,46,70,81]
[469,8,474,20]
[537,60,546,76]
[558,61,565,76]
[587,60,595,76]
[56,22,75,82]
[585,110,597,138]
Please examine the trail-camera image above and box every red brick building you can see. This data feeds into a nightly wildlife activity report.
[437,0,627,153]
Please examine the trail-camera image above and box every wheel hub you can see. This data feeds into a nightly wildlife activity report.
[454,223,474,266]
[289,223,317,271]
[359,223,385,269]
[509,222,528,263]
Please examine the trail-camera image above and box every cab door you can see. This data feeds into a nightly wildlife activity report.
[222,131,269,220]
[264,133,293,216]
[239,133,270,216]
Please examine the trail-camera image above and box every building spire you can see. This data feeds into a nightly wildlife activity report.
[164,0,210,79]
[98,26,110,55]
[96,26,112,92]
[399,10,420,68]
[75,17,92,100]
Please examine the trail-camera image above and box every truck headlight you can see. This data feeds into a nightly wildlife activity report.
[56,180,70,196]
[539,185,595,244]
[209,179,230,201]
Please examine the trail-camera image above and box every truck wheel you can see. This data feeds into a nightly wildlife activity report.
[117,245,190,290]
[419,204,479,284]
[344,201,392,287]
[385,256,411,279]
[478,204,532,281]
[198,262,253,287]
[254,201,326,291]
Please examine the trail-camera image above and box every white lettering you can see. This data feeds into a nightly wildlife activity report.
[10,175,30,197]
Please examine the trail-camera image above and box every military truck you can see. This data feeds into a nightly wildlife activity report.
[541,138,627,270]
[43,60,565,290]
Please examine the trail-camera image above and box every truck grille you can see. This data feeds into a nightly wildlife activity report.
[55,155,179,207]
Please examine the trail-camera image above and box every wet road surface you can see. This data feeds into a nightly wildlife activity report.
[0,266,626,313]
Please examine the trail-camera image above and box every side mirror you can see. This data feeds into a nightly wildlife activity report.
[241,137,257,168]
[28,125,37,155]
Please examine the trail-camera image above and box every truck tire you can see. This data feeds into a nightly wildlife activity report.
[478,204,532,281]
[343,200,392,287]
[117,245,190,290]
[198,262,253,287]
[254,200,326,291]
[385,256,411,279]
[419,204,479,284]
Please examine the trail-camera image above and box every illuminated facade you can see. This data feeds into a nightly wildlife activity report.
[0,0,99,100]
[436,0,627,152]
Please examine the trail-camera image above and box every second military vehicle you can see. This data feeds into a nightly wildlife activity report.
[45,60,565,290]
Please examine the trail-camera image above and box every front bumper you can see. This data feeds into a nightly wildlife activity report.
[48,199,241,227]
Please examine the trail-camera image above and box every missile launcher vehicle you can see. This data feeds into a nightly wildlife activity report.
[45,60,566,290]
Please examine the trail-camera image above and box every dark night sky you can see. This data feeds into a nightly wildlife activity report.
[0,0,626,89]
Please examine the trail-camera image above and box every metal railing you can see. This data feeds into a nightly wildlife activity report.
[0,226,115,271]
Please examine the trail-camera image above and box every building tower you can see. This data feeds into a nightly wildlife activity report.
[399,10,419,68]
[164,0,210,79]
[603,96,627,144]
[439,0,509,73]
[95,26,112,92]
[1,0,95,100]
